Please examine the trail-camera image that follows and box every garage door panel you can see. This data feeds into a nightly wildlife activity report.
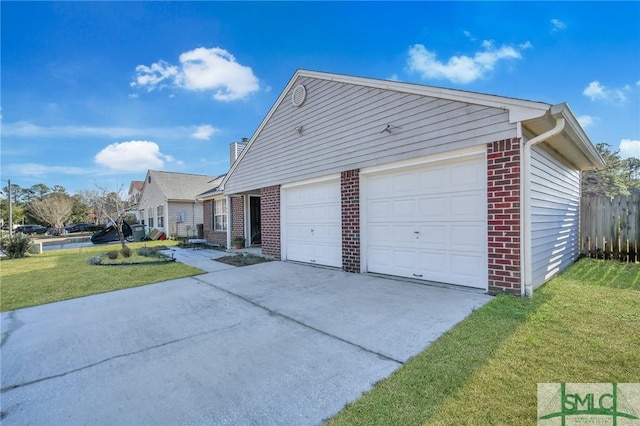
[451,224,485,250]
[366,154,487,289]
[418,197,448,218]
[284,179,342,268]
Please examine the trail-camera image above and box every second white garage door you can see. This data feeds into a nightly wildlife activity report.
[364,154,487,289]
[282,178,342,268]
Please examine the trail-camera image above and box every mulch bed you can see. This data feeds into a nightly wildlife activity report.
[214,255,271,267]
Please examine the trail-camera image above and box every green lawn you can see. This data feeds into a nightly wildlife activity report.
[0,241,204,312]
[327,258,640,425]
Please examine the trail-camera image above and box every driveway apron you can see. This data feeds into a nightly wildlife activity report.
[1,253,491,425]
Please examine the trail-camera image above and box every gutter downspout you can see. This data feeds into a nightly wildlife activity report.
[522,116,565,297]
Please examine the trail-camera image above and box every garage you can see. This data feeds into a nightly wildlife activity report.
[363,153,487,289]
[281,177,342,267]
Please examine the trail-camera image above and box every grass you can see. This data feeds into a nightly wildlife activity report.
[215,254,271,267]
[0,241,203,312]
[326,258,640,425]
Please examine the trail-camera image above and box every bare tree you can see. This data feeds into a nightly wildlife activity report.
[26,193,74,229]
[94,184,139,249]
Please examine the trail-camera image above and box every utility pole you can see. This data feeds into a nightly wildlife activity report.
[8,179,13,236]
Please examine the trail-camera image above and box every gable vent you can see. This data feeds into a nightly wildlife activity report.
[292,84,307,107]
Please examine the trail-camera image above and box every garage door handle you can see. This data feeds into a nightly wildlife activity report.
[310,259,316,263]
[414,231,420,234]
[413,273,423,278]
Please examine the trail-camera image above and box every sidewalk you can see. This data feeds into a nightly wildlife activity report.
[169,247,238,273]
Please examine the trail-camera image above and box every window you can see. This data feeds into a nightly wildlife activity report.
[213,199,227,231]
[148,207,154,228]
[157,205,164,228]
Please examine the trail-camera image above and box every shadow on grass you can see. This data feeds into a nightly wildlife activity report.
[325,290,553,426]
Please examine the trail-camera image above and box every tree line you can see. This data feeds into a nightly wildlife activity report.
[0,183,136,234]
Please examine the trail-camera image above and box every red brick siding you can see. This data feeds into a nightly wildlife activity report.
[260,186,281,259]
[341,170,360,272]
[203,199,228,247]
[231,196,245,241]
[487,138,522,295]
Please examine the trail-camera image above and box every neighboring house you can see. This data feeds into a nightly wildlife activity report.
[127,180,144,222]
[198,139,250,247]
[138,170,222,238]
[219,69,605,296]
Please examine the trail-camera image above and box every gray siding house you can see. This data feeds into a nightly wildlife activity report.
[220,70,604,296]
[138,170,222,238]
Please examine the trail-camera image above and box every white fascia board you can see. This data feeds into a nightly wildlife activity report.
[550,103,605,170]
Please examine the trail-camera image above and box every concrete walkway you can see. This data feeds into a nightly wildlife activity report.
[1,250,491,425]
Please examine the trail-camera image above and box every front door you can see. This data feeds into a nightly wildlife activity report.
[250,196,261,245]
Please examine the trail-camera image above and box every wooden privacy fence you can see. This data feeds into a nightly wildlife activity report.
[580,194,640,262]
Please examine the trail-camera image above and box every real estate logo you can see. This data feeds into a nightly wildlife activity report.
[538,383,640,425]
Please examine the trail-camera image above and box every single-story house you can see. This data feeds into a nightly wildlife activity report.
[218,69,605,296]
[138,170,223,238]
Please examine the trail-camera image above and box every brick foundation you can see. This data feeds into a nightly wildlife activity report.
[260,186,281,259]
[487,138,522,295]
[341,170,360,272]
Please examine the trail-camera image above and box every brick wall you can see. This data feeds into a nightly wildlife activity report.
[203,199,227,247]
[260,186,281,259]
[487,138,521,295]
[231,196,245,240]
[341,170,360,272]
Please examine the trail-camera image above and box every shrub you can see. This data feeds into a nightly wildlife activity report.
[120,246,132,258]
[137,246,166,258]
[0,232,33,259]
[107,250,119,259]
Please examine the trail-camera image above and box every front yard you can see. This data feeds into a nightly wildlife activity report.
[0,241,203,312]
[327,258,640,425]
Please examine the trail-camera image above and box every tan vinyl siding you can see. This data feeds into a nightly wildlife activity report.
[226,76,515,194]
[530,145,580,289]
[167,202,204,238]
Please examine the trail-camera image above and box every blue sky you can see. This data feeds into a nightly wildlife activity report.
[2,1,639,195]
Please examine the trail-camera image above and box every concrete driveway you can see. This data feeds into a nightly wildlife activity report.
[1,253,491,425]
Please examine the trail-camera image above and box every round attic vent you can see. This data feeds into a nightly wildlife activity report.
[291,84,307,107]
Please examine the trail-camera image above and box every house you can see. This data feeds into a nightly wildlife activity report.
[127,180,144,221]
[198,139,251,247]
[137,170,223,238]
[219,70,605,296]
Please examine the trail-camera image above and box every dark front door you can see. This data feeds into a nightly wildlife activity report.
[250,196,261,245]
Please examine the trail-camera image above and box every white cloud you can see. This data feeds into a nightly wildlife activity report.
[407,40,530,84]
[619,139,640,159]
[131,47,260,101]
[191,124,217,140]
[94,140,177,172]
[577,115,597,129]
[6,163,90,177]
[551,19,566,32]
[583,81,627,102]
[2,121,200,140]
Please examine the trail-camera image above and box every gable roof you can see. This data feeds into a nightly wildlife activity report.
[128,180,144,195]
[144,170,223,202]
[221,69,603,190]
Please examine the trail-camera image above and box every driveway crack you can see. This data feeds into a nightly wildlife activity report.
[0,322,241,394]
[192,276,405,366]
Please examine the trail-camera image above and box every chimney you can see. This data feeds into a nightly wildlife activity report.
[229,138,248,166]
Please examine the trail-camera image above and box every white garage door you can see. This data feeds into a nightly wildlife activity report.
[365,154,487,289]
[282,178,342,267]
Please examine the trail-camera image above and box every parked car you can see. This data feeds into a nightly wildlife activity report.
[64,223,101,233]
[15,225,49,235]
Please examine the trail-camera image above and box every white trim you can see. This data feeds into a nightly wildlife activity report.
[361,146,486,175]
[359,171,367,273]
[225,195,232,249]
[280,173,341,189]
[280,186,287,261]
